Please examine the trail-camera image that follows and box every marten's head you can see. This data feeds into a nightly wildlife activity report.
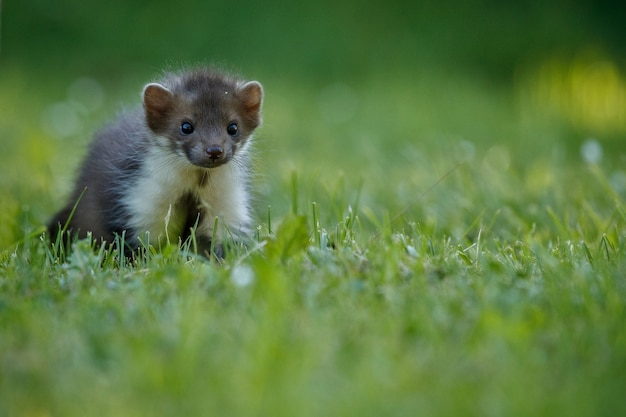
[142,70,263,169]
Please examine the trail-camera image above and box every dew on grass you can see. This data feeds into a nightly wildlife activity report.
[231,264,255,287]
[406,245,419,258]
[580,138,603,164]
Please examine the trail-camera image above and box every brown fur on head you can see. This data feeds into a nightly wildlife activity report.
[142,71,263,168]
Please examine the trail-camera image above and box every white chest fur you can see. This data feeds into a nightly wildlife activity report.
[120,145,251,244]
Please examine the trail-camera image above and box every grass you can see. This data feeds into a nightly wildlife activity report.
[1,61,626,416]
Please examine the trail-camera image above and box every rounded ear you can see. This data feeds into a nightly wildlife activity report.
[239,81,263,115]
[143,83,174,132]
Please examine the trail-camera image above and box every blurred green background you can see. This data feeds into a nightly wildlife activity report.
[1,0,626,246]
[3,4,626,415]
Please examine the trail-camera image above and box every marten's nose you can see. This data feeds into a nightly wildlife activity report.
[206,145,223,160]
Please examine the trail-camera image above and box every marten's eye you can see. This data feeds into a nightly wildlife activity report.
[226,123,238,137]
[180,122,194,135]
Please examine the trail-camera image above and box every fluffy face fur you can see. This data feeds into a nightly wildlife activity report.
[143,73,263,169]
[48,69,264,257]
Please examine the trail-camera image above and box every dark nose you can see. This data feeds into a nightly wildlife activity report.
[206,145,223,160]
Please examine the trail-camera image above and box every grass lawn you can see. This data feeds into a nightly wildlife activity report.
[1,63,625,416]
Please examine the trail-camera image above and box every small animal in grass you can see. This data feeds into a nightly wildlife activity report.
[48,68,264,257]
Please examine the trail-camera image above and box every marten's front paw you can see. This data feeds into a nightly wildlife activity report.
[208,244,225,260]
[195,235,224,259]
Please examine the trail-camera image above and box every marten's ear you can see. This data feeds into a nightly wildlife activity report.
[239,81,263,126]
[143,83,174,133]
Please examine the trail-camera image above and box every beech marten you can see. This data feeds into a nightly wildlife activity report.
[48,68,264,257]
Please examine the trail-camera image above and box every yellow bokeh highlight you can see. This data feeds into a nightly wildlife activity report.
[522,53,626,133]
